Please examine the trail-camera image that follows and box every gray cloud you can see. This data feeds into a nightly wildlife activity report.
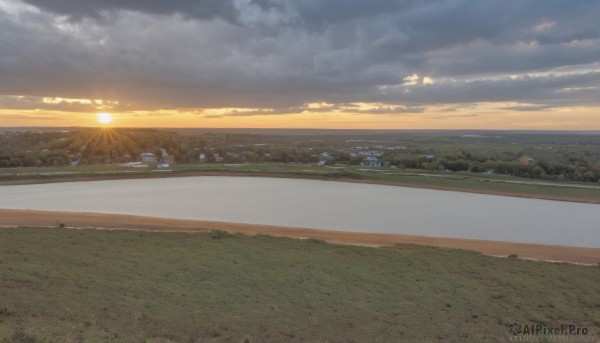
[340,105,425,115]
[499,105,559,112]
[19,0,238,22]
[1,0,599,115]
[200,104,426,118]
[376,71,600,106]
[0,95,108,112]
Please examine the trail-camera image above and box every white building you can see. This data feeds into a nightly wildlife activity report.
[361,156,381,167]
[140,153,158,163]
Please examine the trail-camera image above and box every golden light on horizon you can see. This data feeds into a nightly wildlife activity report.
[97,112,113,125]
[2,103,600,129]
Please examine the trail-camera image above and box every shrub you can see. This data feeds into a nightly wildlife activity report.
[210,229,231,240]
[1,330,41,343]
[305,237,325,244]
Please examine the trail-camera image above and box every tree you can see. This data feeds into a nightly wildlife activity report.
[469,161,483,173]
[532,166,546,179]
[21,156,41,167]
[8,157,22,167]
[583,171,598,183]
[348,156,363,165]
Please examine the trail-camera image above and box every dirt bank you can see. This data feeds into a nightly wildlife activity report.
[1,209,598,264]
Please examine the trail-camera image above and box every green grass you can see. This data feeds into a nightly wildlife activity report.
[1,228,599,342]
[0,164,142,174]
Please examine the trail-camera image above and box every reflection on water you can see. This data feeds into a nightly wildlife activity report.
[0,176,599,248]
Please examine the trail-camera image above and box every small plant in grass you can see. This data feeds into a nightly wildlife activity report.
[210,229,231,240]
[56,222,65,229]
[1,330,41,343]
[508,253,518,258]
[305,237,325,244]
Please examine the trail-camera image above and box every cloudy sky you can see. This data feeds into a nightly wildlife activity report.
[1,0,599,128]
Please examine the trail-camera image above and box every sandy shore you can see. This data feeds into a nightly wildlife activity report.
[1,171,599,204]
[1,209,599,265]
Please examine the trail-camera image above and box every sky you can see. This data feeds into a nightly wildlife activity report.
[0,0,599,129]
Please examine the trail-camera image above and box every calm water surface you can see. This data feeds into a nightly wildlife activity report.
[1,176,598,247]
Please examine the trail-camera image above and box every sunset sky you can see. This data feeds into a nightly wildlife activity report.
[1,0,599,129]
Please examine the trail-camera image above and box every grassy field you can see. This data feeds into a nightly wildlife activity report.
[1,163,600,202]
[1,228,599,342]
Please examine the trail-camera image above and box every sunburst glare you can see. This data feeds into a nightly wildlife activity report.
[97,113,112,125]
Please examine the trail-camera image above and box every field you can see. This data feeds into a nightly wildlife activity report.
[1,227,599,342]
[1,163,600,204]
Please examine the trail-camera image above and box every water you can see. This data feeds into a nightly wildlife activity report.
[1,176,598,247]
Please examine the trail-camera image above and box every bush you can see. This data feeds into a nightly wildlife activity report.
[305,237,325,244]
[1,330,42,343]
[210,229,231,240]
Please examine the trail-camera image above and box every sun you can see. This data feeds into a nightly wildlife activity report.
[97,112,113,125]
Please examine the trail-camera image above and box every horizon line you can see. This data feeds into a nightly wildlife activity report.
[2,126,600,133]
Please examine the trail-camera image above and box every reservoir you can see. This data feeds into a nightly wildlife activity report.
[0,176,598,248]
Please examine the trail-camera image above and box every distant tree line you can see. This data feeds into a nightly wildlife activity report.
[0,129,207,167]
[1,131,598,183]
[382,149,599,182]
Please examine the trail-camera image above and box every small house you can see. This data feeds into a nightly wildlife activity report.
[361,156,381,167]
[140,153,158,163]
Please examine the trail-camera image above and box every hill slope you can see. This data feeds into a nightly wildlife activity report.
[1,227,599,342]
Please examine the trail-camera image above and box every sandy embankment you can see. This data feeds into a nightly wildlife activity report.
[1,209,599,265]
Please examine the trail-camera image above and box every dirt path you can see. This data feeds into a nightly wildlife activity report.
[1,209,599,264]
